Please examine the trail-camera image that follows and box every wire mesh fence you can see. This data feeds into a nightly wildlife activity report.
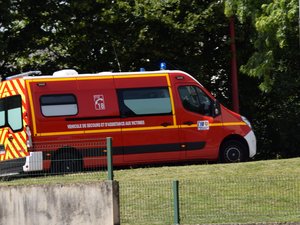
[120,176,300,225]
[0,138,110,180]
[120,180,174,225]
[1,136,300,225]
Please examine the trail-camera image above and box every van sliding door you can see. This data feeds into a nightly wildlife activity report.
[117,86,181,163]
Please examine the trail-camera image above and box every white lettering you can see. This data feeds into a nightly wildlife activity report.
[67,120,146,129]
[67,124,82,129]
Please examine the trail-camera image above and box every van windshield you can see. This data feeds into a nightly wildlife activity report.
[0,95,23,132]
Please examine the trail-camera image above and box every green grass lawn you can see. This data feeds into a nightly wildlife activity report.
[3,157,300,185]
[1,158,300,224]
[117,158,300,224]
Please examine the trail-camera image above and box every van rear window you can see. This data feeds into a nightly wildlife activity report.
[0,95,23,132]
[118,87,172,117]
[40,94,78,117]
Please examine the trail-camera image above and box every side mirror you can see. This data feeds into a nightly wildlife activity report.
[213,100,221,117]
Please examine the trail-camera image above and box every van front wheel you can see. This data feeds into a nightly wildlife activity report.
[220,140,248,163]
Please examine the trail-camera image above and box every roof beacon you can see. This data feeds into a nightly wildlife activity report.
[160,62,166,70]
[53,69,78,77]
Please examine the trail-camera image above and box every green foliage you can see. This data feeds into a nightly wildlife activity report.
[225,0,299,91]
[224,0,264,22]
[1,0,299,158]
[225,0,300,158]
[0,0,232,101]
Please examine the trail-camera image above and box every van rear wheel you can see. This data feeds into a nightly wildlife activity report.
[220,140,248,163]
[51,151,83,174]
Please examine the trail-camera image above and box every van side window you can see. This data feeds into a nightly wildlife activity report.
[118,87,172,117]
[179,86,213,116]
[40,94,78,117]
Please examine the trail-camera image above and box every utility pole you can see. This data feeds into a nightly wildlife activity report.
[229,16,240,113]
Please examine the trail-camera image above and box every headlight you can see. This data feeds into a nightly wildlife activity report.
[241,116,252,129]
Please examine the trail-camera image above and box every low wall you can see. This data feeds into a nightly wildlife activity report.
[0,181,120,225]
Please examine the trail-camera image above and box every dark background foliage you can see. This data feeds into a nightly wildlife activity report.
[0,0,299,159]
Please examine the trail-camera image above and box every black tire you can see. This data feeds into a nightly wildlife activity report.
[51,151,83,174]
[220,140,248,163]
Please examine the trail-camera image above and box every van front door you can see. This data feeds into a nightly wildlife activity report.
[175,84,223,161]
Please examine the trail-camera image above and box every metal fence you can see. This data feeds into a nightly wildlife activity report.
[119,176,300,225]
[2,138,300,225]
[0,137,112,180]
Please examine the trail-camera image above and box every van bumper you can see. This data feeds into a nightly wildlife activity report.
[245,130,257,158]
[0,152,43,176]
[0,157,26,176]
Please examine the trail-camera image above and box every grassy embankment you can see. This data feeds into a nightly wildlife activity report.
[1,158,300,224]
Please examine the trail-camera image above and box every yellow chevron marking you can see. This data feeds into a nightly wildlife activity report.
[6,82,16,95]
[0,129,7,144]
[18,136,26,149]
[0,84,5,96]
[4,150,12,160]
[6,142,20,158]
[20,129,26,140]
[14,135,24,150]
[1,85,11,97]
[13,79,25,92]
[19,150,27,157]
[0,80,27,160]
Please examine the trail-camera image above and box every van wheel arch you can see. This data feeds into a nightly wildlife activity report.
[219,135,249,163]
[51,147,83,174]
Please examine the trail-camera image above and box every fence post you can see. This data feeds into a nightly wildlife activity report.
[106,137,113,181]
[173,180,180,225]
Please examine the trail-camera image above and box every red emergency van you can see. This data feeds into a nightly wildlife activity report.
[0,69,256,174]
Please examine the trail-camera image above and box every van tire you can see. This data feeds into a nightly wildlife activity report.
[220,140,248,163]
[51,150,83,174]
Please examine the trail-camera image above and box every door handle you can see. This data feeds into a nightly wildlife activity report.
[161,122,171,127]
[183,121,194,125]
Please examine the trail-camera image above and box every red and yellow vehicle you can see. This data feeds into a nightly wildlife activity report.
[0,69,256,174]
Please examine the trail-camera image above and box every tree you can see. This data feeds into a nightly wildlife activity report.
[225,0,300,158]
[1,0,234,104]
[4,0,298,159]
[0,0,15,75]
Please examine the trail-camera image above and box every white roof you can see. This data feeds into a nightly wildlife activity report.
[24,69,186,79]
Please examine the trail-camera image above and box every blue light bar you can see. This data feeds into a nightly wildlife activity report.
[160,62,166,70]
